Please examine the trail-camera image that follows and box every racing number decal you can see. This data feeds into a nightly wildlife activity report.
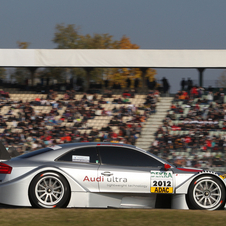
[153,180,171,187]
[150,171,173,194]
[151,180,173,193]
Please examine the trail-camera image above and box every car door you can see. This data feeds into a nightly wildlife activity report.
[97,146,166,193]
[57,146,100,192]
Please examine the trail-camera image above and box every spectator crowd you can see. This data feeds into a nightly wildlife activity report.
[0,88,158,156]
[2,79,226,170]
[149,86,226,169]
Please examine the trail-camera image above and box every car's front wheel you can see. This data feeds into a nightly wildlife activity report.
[187,176,225,210]
[29,172,70,208]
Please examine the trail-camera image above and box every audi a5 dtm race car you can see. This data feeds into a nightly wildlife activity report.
[0,142,225,210]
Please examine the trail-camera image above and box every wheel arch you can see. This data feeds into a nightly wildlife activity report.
[186,172,226,210]
[28,170,72,208]
[26,165,87,192]
[176,171,226,194]
[188,172,226,191]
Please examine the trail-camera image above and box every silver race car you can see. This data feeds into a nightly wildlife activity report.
[0,142,225,210]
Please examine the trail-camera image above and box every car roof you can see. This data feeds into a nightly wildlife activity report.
[59,142,136,149]
[10,142,173,167]
[12,142,140,162]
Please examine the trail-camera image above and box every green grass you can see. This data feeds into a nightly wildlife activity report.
[0,209,226,226]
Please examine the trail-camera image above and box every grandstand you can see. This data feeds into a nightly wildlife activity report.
[0,87,160,154]
[1,84,226,172]
[136,97,173,150]
[149,87,226,170]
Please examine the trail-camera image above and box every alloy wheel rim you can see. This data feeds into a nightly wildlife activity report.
[193,179,221,209]
[35,176,64,206]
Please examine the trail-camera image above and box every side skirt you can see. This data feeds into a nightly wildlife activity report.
[68,192,157,208]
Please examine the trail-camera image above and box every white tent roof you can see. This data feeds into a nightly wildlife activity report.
[0,49,226,68]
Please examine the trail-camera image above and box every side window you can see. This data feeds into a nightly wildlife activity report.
[98,147,163,167]
[57,147,98,164]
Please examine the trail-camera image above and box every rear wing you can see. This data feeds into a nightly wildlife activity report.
[0,141,11,161]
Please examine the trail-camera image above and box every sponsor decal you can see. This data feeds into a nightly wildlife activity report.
[151,172,173,193]
[151,171,172,178]
[83,176,127,183]
[219,174,226,179]
[106,184,148,188]
[82,175,148,190]
[151,187,173,193]
[151,180,173,193]
[72,155,90,163]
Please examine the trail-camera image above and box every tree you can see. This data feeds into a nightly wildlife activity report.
[52,24,81,49]
[52,24,118,49]
[40,67,67,83]
[17,41,30,49]
[107,36,140,88]
[52,24,120,90]
[10,67,30,84]
[117,35,139,49]
[10,41,39,86]
[0,68,6,80]
[81,33,119,49]
[108,36,157,89]
[51,23,157,90]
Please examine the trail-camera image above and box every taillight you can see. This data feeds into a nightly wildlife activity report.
[0,162,12,174]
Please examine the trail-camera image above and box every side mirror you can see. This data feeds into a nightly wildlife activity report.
[164,163,171,171]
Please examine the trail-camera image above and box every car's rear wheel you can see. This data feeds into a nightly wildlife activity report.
[187,176,225,210]
[29,172,70,208]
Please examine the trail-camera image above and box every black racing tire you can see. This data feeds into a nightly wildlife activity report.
[29,171,70,208]
[187,175,225,210]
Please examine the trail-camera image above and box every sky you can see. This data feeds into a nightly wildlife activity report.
[0,0,226,92]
